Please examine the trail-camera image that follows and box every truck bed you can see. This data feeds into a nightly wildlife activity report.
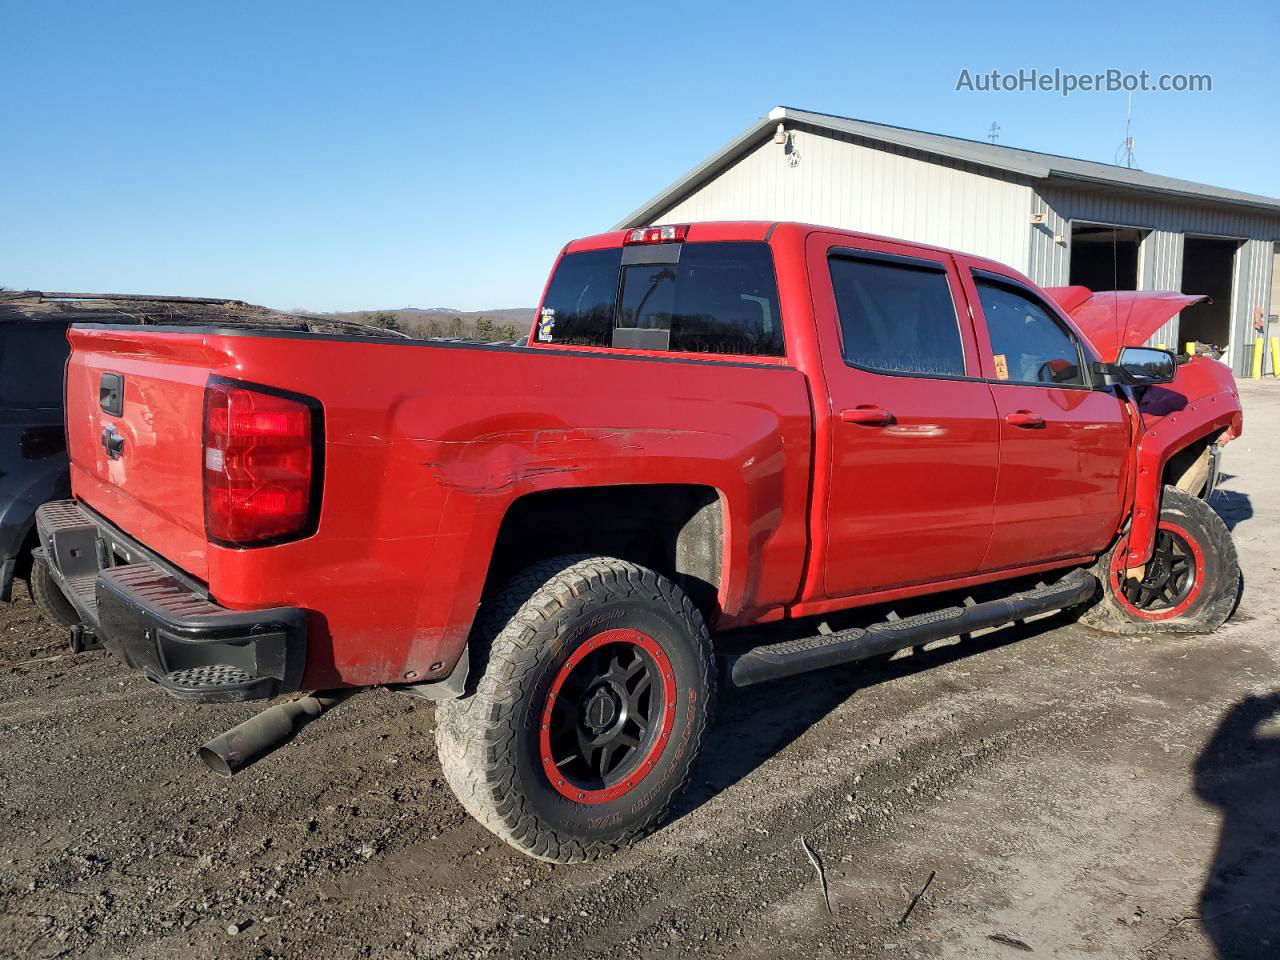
[65,325,813,688]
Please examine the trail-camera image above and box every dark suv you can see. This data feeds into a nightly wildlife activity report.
[0,316,78,620]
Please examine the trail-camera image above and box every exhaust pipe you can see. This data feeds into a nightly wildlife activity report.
[198,690,352,777]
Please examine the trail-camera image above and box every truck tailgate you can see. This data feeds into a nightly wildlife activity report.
[65,327,218,580]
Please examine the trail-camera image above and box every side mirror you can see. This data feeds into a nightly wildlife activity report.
[1091,347,1178,388]
[1117,346,1177,385]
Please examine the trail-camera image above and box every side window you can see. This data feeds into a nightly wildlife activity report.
[538,248,624,347]
[974,278,1085,386]
[828,254,966,377]
[616,242,784,356]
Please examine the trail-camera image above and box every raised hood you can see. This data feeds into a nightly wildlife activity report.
[1043,286,1209,362]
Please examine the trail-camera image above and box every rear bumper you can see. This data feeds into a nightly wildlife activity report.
[35,499,306,703]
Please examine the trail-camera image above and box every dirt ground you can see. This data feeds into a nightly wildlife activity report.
[2,381,1277,960]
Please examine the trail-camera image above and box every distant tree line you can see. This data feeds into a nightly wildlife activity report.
[357,310,521,341]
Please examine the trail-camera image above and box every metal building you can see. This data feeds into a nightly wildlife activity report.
[617,106,1280,375]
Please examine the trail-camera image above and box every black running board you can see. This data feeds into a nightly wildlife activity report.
[723,568,1098,688]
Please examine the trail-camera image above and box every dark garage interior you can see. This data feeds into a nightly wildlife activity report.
[1180,236,1240,350]
[1069,224,1145,290]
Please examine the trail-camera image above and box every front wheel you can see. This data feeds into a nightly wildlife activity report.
[435,555,715,863]
[1080,485,1239,634]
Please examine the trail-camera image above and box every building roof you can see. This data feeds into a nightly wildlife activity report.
[617,106,1280,228]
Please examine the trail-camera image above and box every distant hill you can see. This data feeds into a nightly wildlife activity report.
[309,306,536,341]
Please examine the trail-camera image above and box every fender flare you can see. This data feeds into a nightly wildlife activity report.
[1124,393,1241,567]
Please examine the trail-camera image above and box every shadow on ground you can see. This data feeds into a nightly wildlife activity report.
[1193,693,1280,959]
[673,610,1077,820]
[1209,477,1253,532]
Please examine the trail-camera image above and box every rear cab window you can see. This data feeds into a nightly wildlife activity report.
[535,248,621,347]
[535,241,785,358]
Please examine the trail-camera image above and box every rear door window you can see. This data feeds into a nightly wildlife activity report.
[537,242,784,357]
[974,277,1086,386]
[828,254,967,377]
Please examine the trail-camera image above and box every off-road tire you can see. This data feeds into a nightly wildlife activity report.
[435,555,715,863]
[1080,484,1238,635]
[30,557,81,629]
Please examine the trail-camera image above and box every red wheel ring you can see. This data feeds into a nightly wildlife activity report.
[1110,520,1205,621]
[539,628,677,805]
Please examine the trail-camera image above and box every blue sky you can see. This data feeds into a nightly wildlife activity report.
[2,0,1276,312]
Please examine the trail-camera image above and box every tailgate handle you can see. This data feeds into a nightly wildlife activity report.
[101,424,126,460]
[100,373,124,416]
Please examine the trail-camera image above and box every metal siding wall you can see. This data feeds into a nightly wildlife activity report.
[1272,244,1280,317]
[1143,232,1184,349]
[654,128,1035,273]
[1026,194,1069,286]
[1234,238,1273,368]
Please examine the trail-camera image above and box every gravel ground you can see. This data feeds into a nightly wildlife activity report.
[2,381,1277,960]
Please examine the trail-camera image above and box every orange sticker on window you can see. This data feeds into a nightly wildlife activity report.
[993,354,1009,380]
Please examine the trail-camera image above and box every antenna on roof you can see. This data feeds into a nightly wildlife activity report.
[987,121,1001,144]
[1115,93,1136,168]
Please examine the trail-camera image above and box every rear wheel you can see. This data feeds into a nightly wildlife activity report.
[30,557,81,629]
[435,555,714,862]
[1081,485,1238,634]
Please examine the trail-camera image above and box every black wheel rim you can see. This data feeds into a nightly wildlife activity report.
[545,640,664,791]
[1118,527,1196,612]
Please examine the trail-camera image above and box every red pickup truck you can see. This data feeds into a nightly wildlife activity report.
[34,221,1242,862]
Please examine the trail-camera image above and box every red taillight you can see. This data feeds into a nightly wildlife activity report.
[203,380,321,546]
[623,224,688,245]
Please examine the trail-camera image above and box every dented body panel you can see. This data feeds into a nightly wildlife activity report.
[1124,357,1242,567]
[66,328,812,688]
[60,221,1242,694]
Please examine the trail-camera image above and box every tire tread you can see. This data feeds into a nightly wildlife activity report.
[1081,484,1239,635]
[30,558,80,629]
[436,555,714,863]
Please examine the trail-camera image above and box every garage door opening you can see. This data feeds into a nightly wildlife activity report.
[1180,236,1240,353]
[1069,225,1145,290]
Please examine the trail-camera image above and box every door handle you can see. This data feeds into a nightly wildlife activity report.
[840,405,894,426]
[1005,410,1045,428]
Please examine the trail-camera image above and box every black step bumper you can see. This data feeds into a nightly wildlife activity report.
[35,500,306,703]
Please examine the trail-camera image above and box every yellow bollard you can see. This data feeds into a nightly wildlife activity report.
[1252,339,1265,379]
[1271,336,1280,378]
[1185,341,1196,356]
